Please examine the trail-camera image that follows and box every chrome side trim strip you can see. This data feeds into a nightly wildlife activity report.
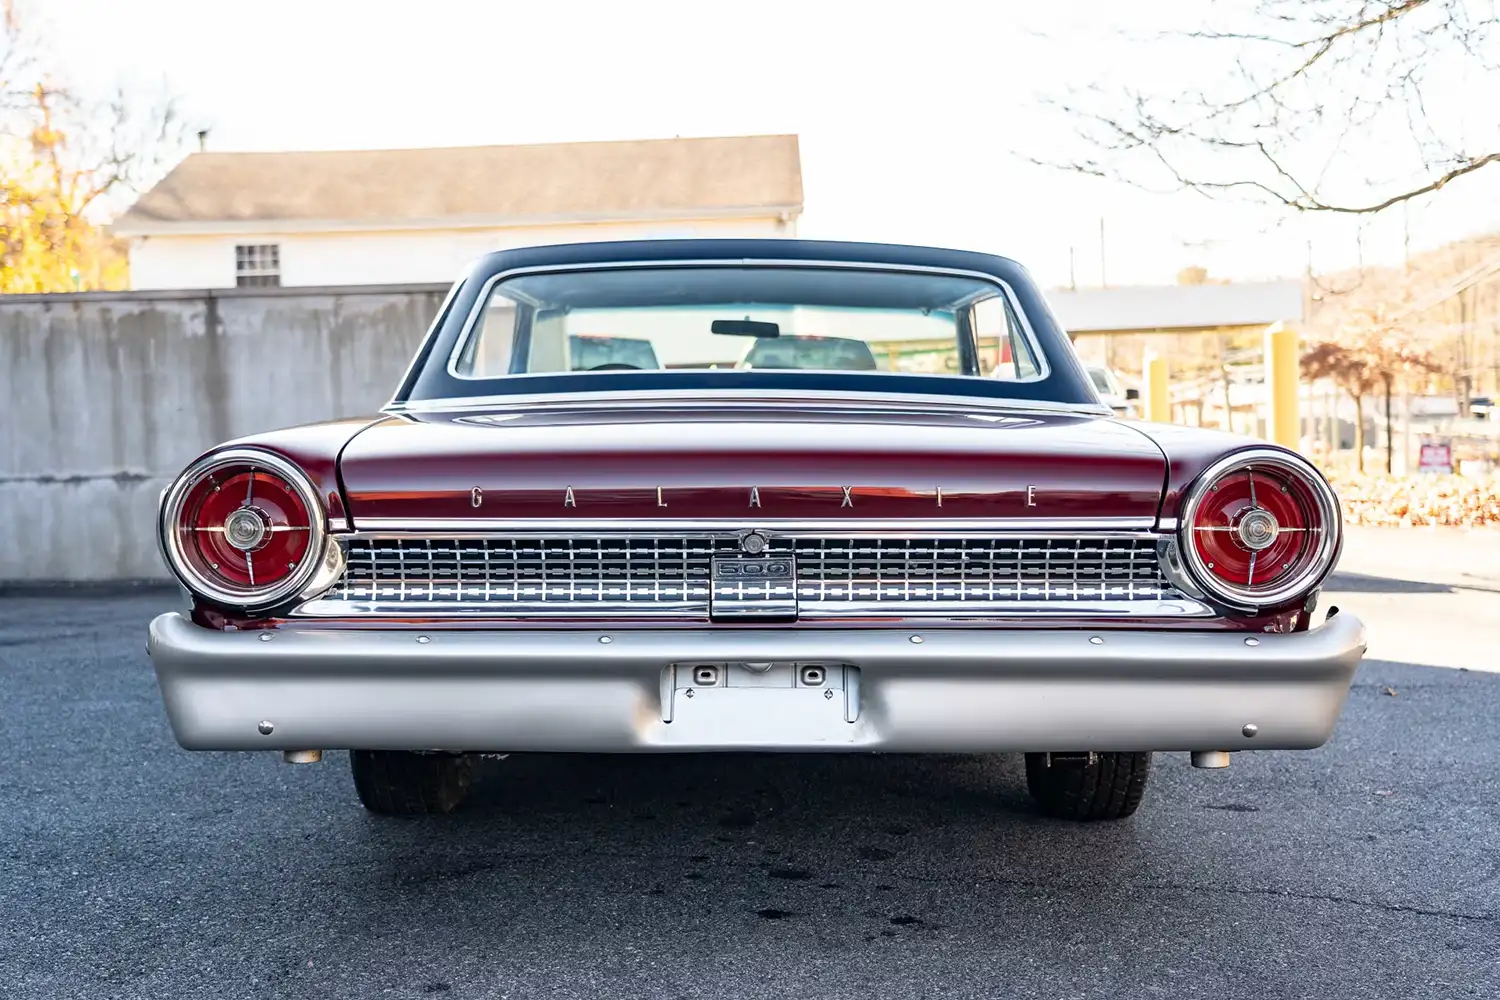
[346,517,1158,534]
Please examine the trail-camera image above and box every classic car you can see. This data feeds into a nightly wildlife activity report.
[1086,364,1140,419]
[147,239,1366,821]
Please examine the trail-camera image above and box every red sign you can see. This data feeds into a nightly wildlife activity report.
[1418,440,1453,475]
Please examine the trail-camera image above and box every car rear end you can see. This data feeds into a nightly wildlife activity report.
[148,415,1362,759]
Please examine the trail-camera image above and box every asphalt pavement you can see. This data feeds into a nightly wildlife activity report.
[3,527,1498,998]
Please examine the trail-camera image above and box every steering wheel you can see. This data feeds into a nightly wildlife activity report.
[588,363,643,371]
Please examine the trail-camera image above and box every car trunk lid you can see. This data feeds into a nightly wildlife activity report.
[338,400,1167,524]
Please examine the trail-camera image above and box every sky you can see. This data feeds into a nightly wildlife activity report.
[32,0,1500,289]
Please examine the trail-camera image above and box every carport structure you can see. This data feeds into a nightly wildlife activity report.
[1044,280,1307,446]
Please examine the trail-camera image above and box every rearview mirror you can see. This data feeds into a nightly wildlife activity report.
[711,319,781,338]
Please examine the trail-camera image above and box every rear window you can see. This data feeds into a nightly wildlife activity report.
[450,265,1044,382]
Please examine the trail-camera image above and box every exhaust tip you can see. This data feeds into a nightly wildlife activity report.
[282,749,323,764]
[1191,750,1231,769]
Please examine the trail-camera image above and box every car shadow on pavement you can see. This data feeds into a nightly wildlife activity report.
[344,751,1158,916]
[1326,571,1454,594]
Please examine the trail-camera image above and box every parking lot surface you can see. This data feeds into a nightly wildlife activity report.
[3,528,1498,998]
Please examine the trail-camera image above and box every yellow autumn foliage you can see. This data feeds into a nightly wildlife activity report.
[1324,468,1500,528]
[0,130,130,293]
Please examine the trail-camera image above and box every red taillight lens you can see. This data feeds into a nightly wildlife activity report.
[1179,450,1341,609]
[179,466,313,589]
[160,450,327,609]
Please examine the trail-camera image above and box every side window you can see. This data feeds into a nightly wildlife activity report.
[235,244,281,287]
[454,290,519,376]
[973,295,1041,380]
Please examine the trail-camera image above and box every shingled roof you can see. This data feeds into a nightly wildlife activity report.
[114,134,802,235]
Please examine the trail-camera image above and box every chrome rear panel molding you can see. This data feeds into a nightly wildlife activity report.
[347,517,1157,533]
[299,531,1207,619]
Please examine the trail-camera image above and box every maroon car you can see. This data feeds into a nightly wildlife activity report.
[147,239,1364,820]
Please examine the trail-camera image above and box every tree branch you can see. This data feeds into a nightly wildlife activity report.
[1036,0,1500,215]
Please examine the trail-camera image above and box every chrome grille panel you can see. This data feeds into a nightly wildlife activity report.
[302,534,1203,618]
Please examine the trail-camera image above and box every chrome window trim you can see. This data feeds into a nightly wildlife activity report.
[1176,448,1342,611]
[342,518,1158,534]
[436,258,1054,388]
[385,387,1113,418]
[386,278,465,408]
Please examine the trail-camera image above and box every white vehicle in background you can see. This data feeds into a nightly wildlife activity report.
[1087,365,1139,419]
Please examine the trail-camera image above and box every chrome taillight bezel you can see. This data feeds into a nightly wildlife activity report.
[1177,448,1342,611]
[157,448,341,612]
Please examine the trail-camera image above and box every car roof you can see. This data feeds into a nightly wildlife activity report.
[468,238,1033,285]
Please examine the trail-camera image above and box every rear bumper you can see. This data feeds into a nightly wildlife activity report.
[147,612,1365,753]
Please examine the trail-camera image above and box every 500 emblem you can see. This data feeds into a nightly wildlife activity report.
[710,557,797,619]
[713,558,794,579]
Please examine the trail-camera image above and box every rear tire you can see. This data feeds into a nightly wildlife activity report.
[350,750,475,815]
[1024,752,1151,821]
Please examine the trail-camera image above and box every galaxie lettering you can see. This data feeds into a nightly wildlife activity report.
[552,485,1044,507]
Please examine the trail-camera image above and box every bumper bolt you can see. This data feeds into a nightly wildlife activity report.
[599,636,613,644]
[258,633,273,642]
[909,635,923,644]
[257,720,275,735]
[1242,723,1259,738]
[416,635,430,644]
[1089,636,1104,645]
[1244,637,1260,646]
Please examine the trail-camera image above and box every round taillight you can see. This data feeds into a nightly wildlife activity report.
[1178,449,1341,610]
[159,449,329,609]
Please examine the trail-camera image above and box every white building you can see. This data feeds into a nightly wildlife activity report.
[113,134,803,290]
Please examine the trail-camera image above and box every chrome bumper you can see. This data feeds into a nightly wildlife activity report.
[147,612,1365,753]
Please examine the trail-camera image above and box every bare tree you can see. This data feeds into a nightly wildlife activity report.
[1043,0,1500,215]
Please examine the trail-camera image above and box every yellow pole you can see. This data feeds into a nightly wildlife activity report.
[1142,351,1169,423]
[1265,322,1300,449]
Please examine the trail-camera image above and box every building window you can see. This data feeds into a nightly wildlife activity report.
[235,244,281,287]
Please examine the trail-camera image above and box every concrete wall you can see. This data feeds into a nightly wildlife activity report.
[0,283,449,582]
[127,215,796,289]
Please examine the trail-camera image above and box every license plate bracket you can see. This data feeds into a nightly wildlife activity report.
[660,661,860,725]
